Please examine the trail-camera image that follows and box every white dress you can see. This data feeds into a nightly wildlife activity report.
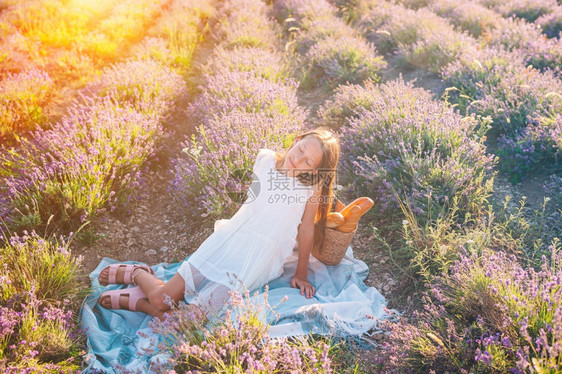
[178,148,315,312]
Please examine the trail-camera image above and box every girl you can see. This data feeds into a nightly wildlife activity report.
[97,127,340,319]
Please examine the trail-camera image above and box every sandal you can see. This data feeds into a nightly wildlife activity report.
[98,286,147,311]
[98,263,154,285]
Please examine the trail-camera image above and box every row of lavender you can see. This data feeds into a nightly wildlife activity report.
[321,0,562,371]
[430,0,562,74]
[342,0,562,89]
[352,0,562,184]
[431,0,561,38]
[164,0,337,371]
[394,0,562,41]
[0,1,213,371]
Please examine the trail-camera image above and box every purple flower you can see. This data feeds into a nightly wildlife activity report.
[336,78,494,224]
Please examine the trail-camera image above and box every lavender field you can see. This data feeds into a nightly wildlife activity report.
[0,0,561,372]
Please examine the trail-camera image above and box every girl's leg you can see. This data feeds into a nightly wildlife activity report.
[99,269,185,319]
[133,269,186,312]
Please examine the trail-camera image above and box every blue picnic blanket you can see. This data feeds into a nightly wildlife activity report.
[79,246,395,373]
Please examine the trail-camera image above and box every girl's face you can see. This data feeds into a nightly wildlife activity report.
[281,136,324,177]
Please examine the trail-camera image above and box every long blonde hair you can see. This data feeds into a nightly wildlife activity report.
[277,127,340,253]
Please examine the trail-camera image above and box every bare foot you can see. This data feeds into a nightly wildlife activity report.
[99,292,147,311]
[98,287,151,313]
[98,291,170,318]
[98,265,150,286]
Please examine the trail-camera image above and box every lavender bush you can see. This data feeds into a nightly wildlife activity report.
[316,81,382,130]
[0,32,35,78]
[521,36,562,77]
[386,7,477,72]
[0,69,53,137]
[0,231,82,372]
[358,5,476,71]
[379,241,562,373]
[360,6,427,53]
[443,47,562,180]
[171,111,303,218]
[1,231,82,302]
[329,0,375,23]
[270,0,387,89]
[357,2,403,54]
[483,15,562,74]
[85,58,188,117]
[536,6,562,38]
[430,0,501,38]
[51,48,98,86]
[271,0,336,28]
[131,37,177,68]
[187,71,305,128]
[302,34,386,89]
[393,0,434,10]
[338,79,495,225]
[293,17,353,54]
[484,16,544,51]
[401,24,476,73]
[214,0,280,50]
[0,98,162,231]
[497,0,557,23]
[81,0,166,61]
[497,114,561,182]
[443,47,562,137]
[149,287,334,373]
[200,45,290,82]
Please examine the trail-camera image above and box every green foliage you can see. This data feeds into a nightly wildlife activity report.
[377,192,562,372]
[492,195,562,269]
[0,70,53,138]
[402,29,475,73]
[0,231,83,372]
[0,231,82,303]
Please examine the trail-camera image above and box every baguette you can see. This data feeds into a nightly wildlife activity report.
[326,212,345,228]
[336,205,362,232]
[336,197,374,233]
[339,197,374,218]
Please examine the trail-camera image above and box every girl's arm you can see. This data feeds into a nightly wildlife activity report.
[291,184,322,299]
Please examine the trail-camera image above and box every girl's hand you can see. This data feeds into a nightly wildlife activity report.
[291,275,315,299]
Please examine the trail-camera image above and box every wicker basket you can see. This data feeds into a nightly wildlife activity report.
[311,199,357,266]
